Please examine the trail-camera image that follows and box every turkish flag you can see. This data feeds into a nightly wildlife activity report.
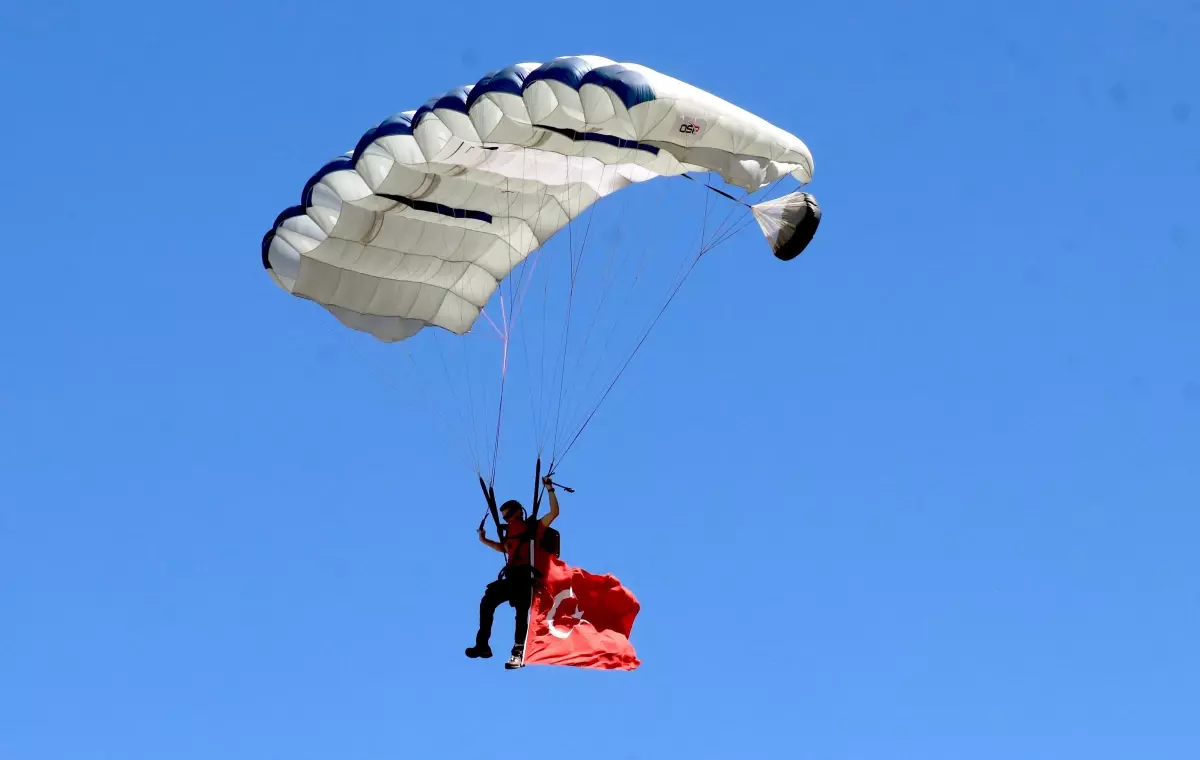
[523,555,641,670]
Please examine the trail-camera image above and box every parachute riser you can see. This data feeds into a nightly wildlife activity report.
[531,458,543,520]
[479,475,503,541]
[528,458,543,585]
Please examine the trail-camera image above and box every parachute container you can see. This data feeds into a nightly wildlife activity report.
[751,192,822,261]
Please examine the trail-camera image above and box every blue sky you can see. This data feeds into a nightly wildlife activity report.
[2,1,1198,758]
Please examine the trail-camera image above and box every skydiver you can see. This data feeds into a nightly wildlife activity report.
[466,475,560,669]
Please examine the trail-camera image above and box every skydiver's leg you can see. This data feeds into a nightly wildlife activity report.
[467,580,510,657]
[476,580,510,645]
[512,582,531,647]
[506,581,532,669]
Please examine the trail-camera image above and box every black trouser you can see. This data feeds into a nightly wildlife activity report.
[476,574,532,651]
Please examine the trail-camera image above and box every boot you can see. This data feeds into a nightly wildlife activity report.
[465,643,492,659]
[504,645,524,670]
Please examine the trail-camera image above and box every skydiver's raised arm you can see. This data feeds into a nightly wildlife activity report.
[477,525,503,553]
[540,476,560,527]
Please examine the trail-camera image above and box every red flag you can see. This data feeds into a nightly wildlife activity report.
[523,555,640,670]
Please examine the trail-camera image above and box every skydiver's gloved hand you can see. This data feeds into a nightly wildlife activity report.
[478,525,487,542]
[542,474,554,491]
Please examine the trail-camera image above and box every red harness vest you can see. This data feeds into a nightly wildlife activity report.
[502,518,545,566]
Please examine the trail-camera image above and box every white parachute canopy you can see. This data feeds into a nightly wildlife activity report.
[262,55,815,343]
